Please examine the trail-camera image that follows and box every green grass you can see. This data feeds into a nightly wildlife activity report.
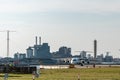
[0,67,120,80]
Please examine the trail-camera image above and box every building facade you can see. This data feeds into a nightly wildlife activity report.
[27,47,33,58]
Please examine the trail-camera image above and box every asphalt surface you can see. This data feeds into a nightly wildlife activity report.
[40,64,120,69]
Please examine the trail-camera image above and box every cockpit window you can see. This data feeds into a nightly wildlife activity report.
[73,59,77,61]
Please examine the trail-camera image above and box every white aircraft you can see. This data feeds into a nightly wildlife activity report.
[70,57,89,66]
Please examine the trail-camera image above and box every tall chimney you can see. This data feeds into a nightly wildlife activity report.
[35,36,37,45]
[94,40,97,60]
[39,37,41,45]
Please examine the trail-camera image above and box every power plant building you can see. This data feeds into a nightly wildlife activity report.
[34,43,51,59]
[26,36,52,59]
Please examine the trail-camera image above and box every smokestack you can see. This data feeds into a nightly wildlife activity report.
[94,40,97,59]
[35,36,37,45]
[39,37,41,45]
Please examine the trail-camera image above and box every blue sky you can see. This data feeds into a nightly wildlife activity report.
[0,0,120,58]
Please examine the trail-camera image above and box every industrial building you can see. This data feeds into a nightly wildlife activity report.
[52,46,72,58]
[14,52,26,60]
[26,47,33,58]
[26,36,52,59]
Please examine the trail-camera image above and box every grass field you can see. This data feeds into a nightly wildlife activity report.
[0,66,120,80]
